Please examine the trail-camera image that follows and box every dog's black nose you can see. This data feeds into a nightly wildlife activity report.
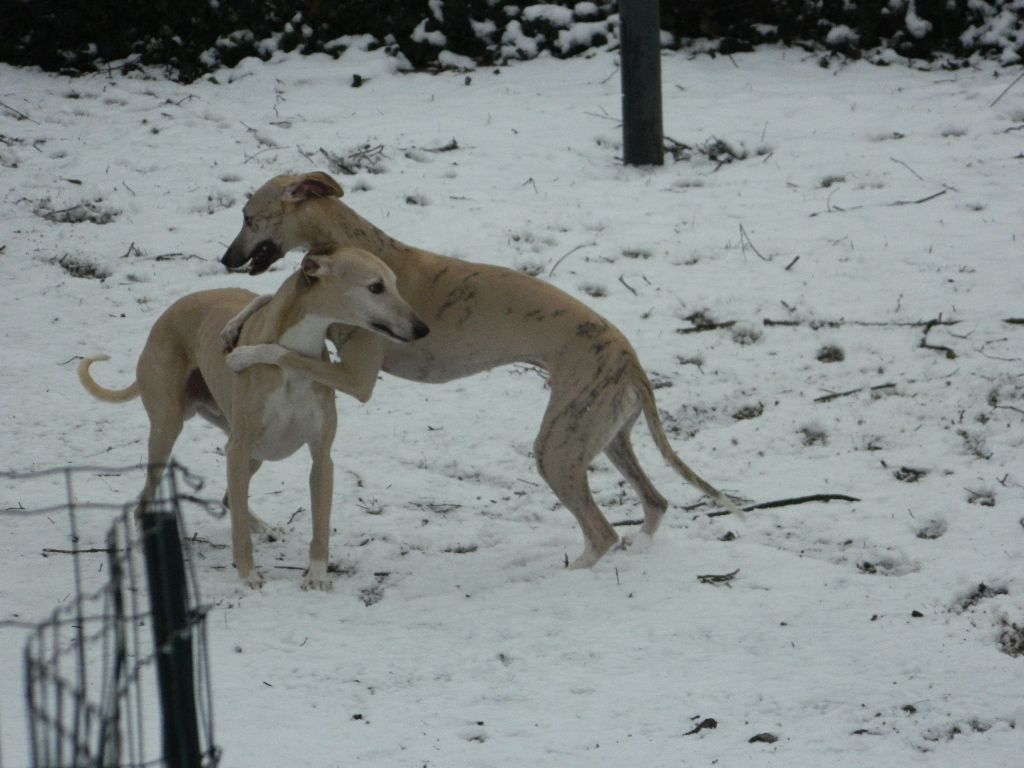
[412,319,430,340]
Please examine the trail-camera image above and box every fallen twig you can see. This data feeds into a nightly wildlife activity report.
[43,547,118,555]
[811,188,947,217]
[890,157,925,181]
[763,317,959,330]
[683,718,719,735]
[815,382,896,403]
[42,204,86,220]
[240,121,279,149]
[189,534,228,550]
[707,494,860,517]
[887,189,947,207]
[548,243,592,277]
[810,201,864,217]
[676,321,736,335]
[739,223,769,261]
[920,317,957,359]
[0,99,31,121]
[584,108,620,124]
[663,135,693,160]
[614,493,864,524]
[243,146,276,164]
[993,404,1024,417]
[990,69,1024,108]
[748,494,859,510]
[697,569,739,586]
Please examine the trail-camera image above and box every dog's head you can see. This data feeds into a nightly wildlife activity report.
[299,247,429,343]
[222,171,344,275]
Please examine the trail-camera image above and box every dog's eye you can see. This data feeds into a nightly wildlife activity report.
[243,215,254,228]
[368,281,385,295]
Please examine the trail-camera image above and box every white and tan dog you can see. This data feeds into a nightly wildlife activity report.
[221,172,743,569]
[79,246,428,589]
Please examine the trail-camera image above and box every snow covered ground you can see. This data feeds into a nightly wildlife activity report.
[1,44,1023,766]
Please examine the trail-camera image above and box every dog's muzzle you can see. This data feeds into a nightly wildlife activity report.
[222,239,284,275]
[247,241,284,275]
[372,319,430,343]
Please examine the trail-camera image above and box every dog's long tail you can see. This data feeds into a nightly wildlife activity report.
[78,355,139,403]
[633,369,745,519]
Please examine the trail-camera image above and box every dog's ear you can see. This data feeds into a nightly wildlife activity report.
[299,253,330,285]
[282,172,344,203]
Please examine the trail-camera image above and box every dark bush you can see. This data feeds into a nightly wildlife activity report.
[0,0,1020,81]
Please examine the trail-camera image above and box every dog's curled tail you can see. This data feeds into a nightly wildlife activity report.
[633,369,745,520]
[78,355,139,403]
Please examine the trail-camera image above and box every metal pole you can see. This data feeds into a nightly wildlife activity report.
[140,471,201,768]
[619,0,664,166]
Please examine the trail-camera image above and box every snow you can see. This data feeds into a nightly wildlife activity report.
[522,4,576,27]
[501,20,540,59]
[437,50,478,72]
[557,21,611,55]
[962,6,1024,63]
[905,1,935,39]
[2,45,1024,767]
[411,19,447,48]
[826,24,860,47]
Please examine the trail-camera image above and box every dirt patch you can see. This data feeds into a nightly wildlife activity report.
[35,198,119,224]
[997,618,1024,657]
[954,582,1009,613]
[49,254,110,280]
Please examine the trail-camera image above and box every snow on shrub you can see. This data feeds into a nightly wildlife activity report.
[1,0,1022,80]
[960,1,1024,63]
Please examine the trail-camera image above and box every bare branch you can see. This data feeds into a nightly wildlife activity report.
[707,494,860,517]
[548,243,592,277]
[815,383,896,403]
[990,69,1024,108]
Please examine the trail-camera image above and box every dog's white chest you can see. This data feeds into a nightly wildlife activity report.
[250,315,333,461]
[254,373,325,461]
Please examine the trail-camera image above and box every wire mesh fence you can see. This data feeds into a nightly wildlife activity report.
[1,463,220,768]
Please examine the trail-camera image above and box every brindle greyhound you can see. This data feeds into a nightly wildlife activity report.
[79,247,428,589]
[221,171,743,569]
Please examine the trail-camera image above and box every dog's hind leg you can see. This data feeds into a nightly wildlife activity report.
[534,397,619,569]
[135,359,188,514]
[539,459,618,569]
[605,418,669,539]
[138,416,183,513]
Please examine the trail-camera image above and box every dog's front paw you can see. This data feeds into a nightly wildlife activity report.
[301,575,333,592]
[226,344,280,372]
[617,531,654,554]
[240,569,265,590]
[301,560,333,592]
[221,323,242,352]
